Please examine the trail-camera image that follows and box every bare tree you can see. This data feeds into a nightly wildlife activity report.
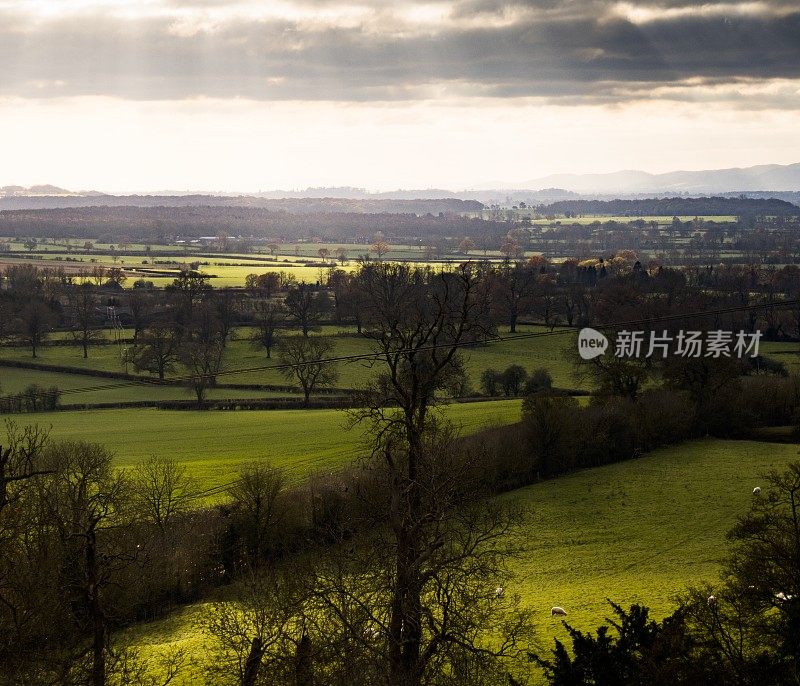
[228,463,287,565]
[18,300,52,358]
[284,285,329,337]
[311,429,534,686]
[341,263,531,686]
[130,455,197,533]
[168,270,210,328]
[66,284,101,358]
[215,290,238,343]
[490,261,537,333]
[251,300,284,359]
[204,566,309,686]
[0,421,51,516]
[370,241,390,261]
[39,441,131,686]
[180,335,225,408]
[127,290,152,342]
[277,336,338,406]
[132,318,182,381]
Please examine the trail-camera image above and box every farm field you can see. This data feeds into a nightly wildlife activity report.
[40,399,523,489]
[3,331,794,398]
[1,249,510,287]
[125,437,798,684]
[0,325,582,391]
[0,366,286,405]
[4,241,181,253]
[760,340,800,375]
[471,212,740,224]
[0,343,159,376]
[215,326,578,390]
[504,438,800,636]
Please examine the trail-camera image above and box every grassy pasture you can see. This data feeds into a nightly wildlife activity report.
[0,366,287,405]
[0,325,581,392]
[3,330,793,399]
[213,326,578,390]
[1,249,503,287]
[0,252,347,287]
[505,439,800,636]
[0,247,567,288]
[760,340,800,375]
[0,341,148,373]
[5,241,181,253]
[124,438,799,684]
[39,399,523,489]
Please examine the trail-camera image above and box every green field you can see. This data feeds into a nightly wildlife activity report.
[214,326,578,390]
[38,399,523,488]
[0,251,352,287]
[124,438,799,684]
[1,249,493,287]
[0,366,288,405]
[471,212,739,224]
[506,439,800,637]
[760,340,800,375]
[0,325,581,393]
[3,331,794,402]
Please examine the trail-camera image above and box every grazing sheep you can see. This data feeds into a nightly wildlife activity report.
[752,487,762,495]
[495,586,505,598]
[707,595,718,606]
[775,592,795,603]
[551,606,567,617]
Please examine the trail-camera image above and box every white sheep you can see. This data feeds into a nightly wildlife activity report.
[707,595,718,607]
[752,487,761,495]
[495,586,505,598]
[776,592,795,603]
[551,606,567,617]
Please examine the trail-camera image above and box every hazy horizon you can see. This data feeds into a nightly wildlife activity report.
[5,160,800,197]
[2,0,799,191]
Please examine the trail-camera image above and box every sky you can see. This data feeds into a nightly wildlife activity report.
[1,0,799,192]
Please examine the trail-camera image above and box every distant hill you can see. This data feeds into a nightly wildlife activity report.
[1,162,798,207]
[499,162,800,195]
[0,184,77,197]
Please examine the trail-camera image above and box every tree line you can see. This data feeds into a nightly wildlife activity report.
[0,264,538,685]
[0,262,798,684]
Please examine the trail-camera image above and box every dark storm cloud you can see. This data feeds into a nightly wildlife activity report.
[0,1,798,105]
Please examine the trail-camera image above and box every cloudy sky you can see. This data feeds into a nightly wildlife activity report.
[1,0,799,191]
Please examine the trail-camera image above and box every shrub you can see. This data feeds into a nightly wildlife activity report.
[500,365,528,396]
[480,368,502,396]
[524,368,553,395]
[739,375,800,427]
[746,355,788,377]
[634,388,694,451]
[533,602,707,686]
[0,384,61,413]
[522,394,583,478]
